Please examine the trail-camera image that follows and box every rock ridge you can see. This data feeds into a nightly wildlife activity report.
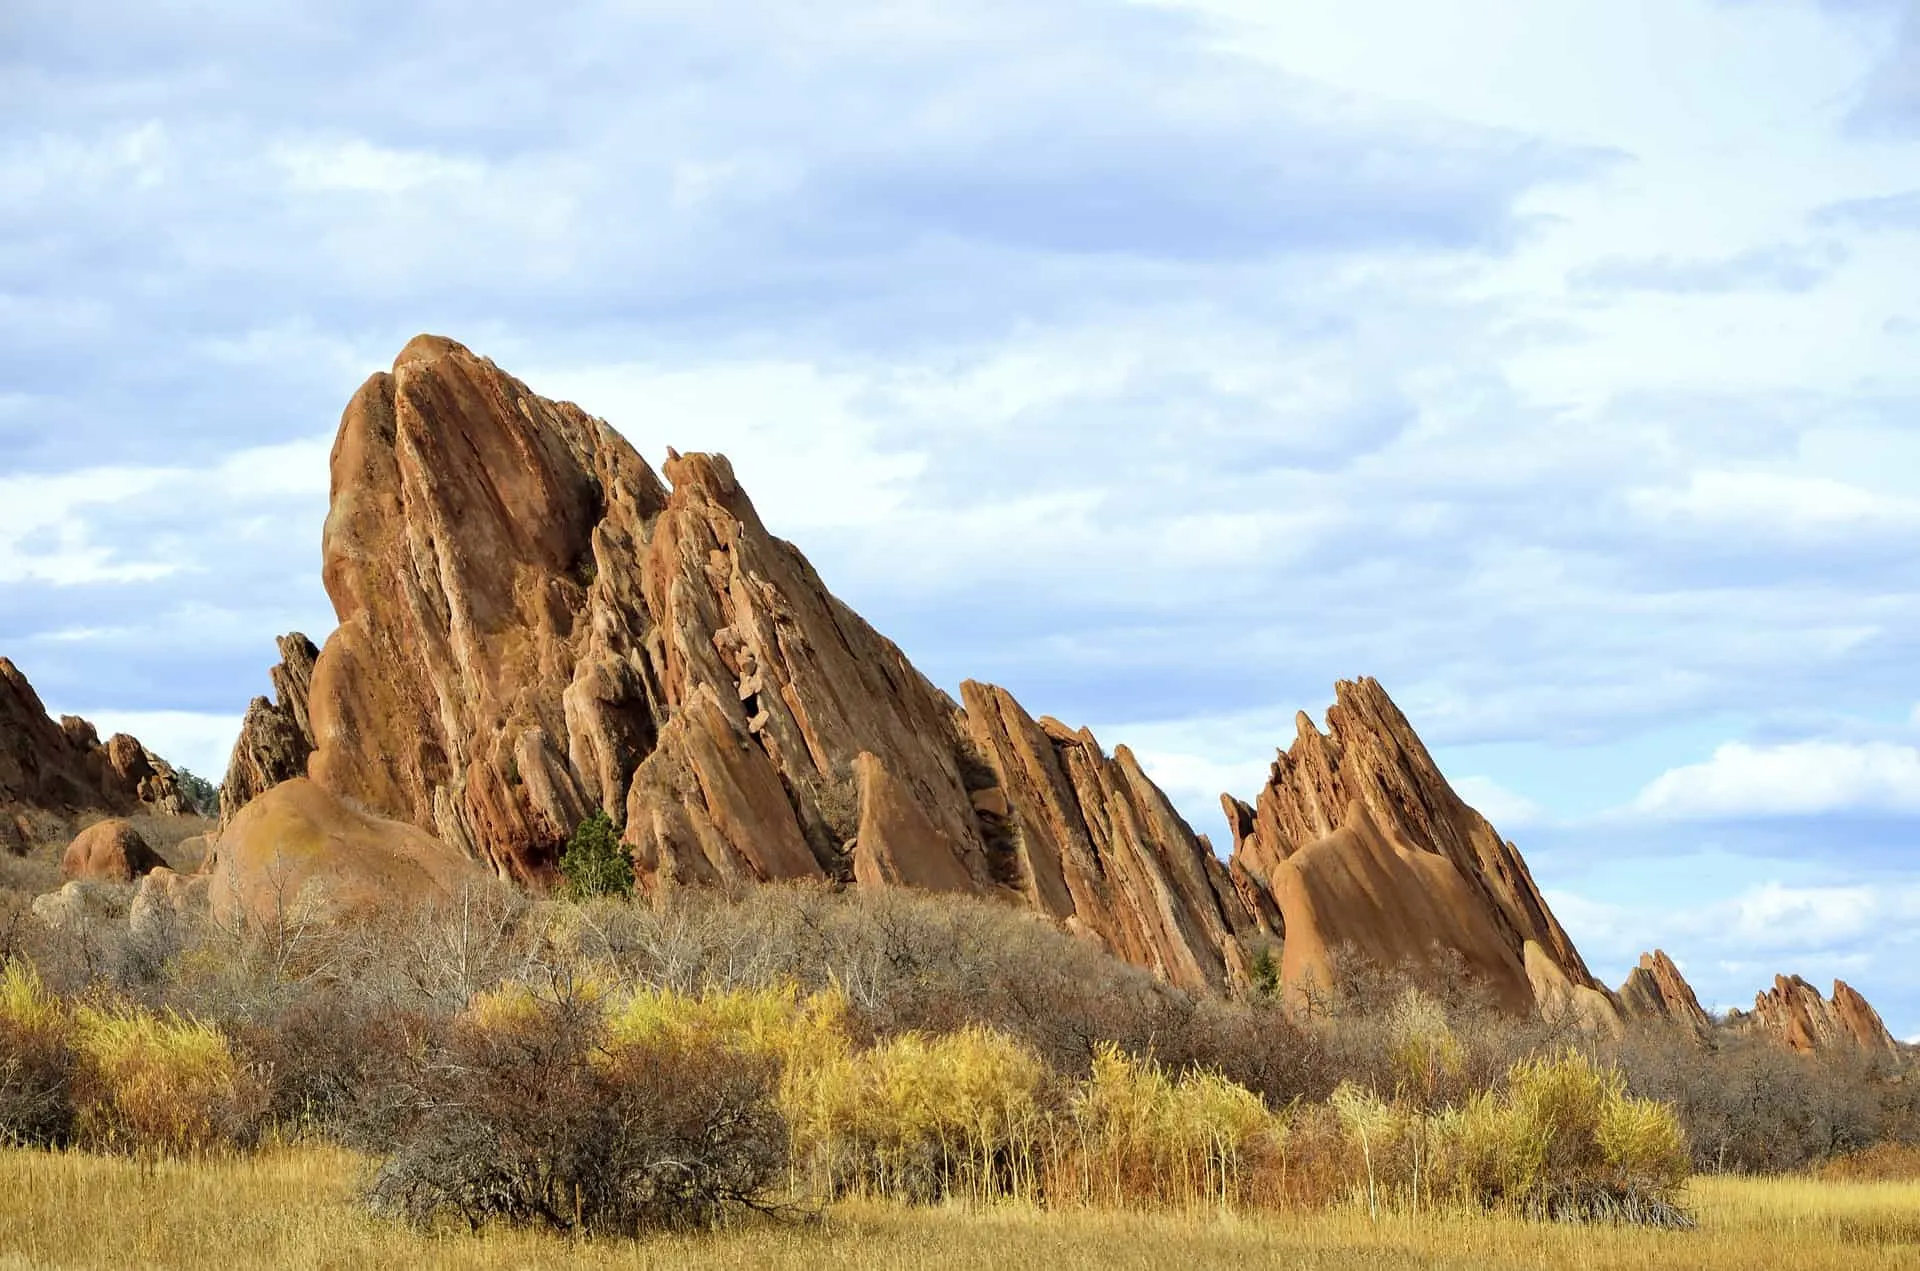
[221,335,1610,1011]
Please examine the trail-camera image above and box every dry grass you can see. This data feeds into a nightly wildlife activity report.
[0,1148,1915,1270]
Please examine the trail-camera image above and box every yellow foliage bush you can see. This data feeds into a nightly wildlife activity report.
[796,1025,1051,1202]
[70,1004,261,1156]
[0,961,65,1039]
[1057,1044,1284,1210]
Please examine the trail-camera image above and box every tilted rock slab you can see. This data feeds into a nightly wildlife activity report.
[220,632,320,826]
[1617,949,1712,1034]
[1748,974,1897,1055]
[294,335,1255,992]
[1221,678,1607,1018]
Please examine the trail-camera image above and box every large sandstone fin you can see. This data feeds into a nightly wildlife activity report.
[1225,678,1608,1021]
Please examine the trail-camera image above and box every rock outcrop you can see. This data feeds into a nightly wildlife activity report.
[205,778,487,928]
[1747,974,1897,1055]
[1617,950,1712,1033]
[1220,679,1607,1018]
[220,633,320,826]
[60,819,168,884]
[291,335,1262,993]
[0,656,192,849]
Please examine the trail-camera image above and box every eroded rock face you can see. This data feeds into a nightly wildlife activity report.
[1749,974,1897,1055]
[959,682,1262,994]
[1222,679,1607,1018]
[61,819,167,883]
[220,633,320,826]
[0,656,192,845]
[294,335,1262,992]
[1618,950,1712,1033]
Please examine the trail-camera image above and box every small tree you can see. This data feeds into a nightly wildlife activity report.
[173,769,220,819]
[559,810,632,901]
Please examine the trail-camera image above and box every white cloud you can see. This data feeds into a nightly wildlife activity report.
[1628,470,1920,533]
[1452,774,1544,828]
[1632,739,1920,819]
[270,138,484,193]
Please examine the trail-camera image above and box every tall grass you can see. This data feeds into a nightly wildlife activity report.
[1,958,261,1156]
[6,948,1701,1230]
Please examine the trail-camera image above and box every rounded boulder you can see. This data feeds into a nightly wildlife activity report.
[60,818,167,883]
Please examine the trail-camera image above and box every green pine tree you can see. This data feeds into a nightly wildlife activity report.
[558,809,633,900]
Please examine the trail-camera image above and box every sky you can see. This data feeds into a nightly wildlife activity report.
[3,0,1919,1033]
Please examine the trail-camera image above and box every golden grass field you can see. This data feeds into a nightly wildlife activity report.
[1,1147,1916,1270]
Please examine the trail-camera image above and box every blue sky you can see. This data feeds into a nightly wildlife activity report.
[4,0,1919,1033]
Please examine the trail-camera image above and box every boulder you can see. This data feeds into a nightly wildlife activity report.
[31,879,131,931]
[60,818,167,883]
[130,866,212,940]
[205,778,487,929]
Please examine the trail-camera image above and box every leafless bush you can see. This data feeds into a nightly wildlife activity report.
[365,983,792,1235]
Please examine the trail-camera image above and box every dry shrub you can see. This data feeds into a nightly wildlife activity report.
[1430,1051,1692,1226]
[795,1025,1052,1203]
[367,983,792,1236]
[0,960,76,1147]
[235,988,442,1146]
[1818,1141,1920,1182]
[69,1000,264,1155]
[1613,1024,1904,1173]
[1053,1043,1283,1210]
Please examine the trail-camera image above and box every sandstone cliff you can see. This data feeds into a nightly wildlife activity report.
[1746,974,1897,1055]
[1617,950,1712,1033]
[1220,679,1607,1018]
[286,336,1257,992]
[220,633,319,826]
[0,656,192,849]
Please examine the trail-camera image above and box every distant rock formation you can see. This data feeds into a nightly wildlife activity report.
[1745,974,1897,1055]
[0,656,192,850]
[1220,679,1609,1020]
[1617,950,1712,1033]
[219,633,319,826]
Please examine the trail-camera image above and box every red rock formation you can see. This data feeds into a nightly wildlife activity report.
[0,656,192,849]
[220,633,320,826]
[1221,679,1606,1018]
[1749,974,1896,1055]
[60,819,168,883]
[295,335,1261,992]
[1617,950,1712,1033]
[959,682,1262,993]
